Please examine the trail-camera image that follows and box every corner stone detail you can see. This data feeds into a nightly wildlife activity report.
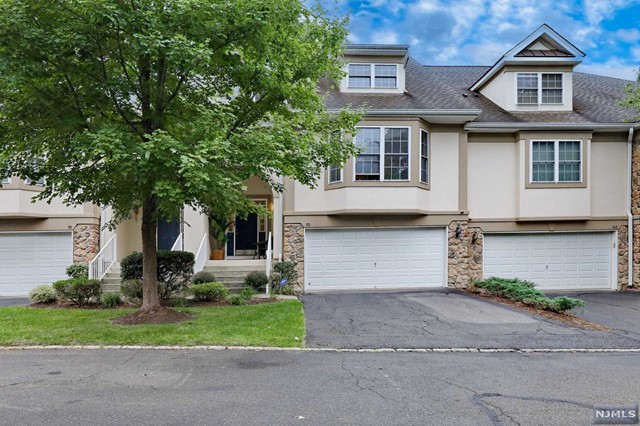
[617,224,629,289]
[448,221,483,288]
[283,223,304,291]
[73,224,100,264]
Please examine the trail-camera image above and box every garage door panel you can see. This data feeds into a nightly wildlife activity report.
[305,228,445,291]
[0,232,73,295]
[484,232,613,290]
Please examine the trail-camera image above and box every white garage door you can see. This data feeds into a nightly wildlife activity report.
[0,232,73,295]
[304,228,446,292]
[483,232,615,290]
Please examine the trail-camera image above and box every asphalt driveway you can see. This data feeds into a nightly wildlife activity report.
[0,297,29,307]
[301,289,640,349]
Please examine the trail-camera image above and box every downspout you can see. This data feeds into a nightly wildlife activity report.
[627,126,635,288]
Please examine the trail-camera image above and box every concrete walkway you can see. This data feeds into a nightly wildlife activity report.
[301,289,640,349]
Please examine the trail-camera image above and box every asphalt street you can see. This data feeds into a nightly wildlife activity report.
[0,349,639,426]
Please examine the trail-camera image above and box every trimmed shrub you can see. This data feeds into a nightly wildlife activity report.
[474,277,585,312]
[239,287,257,300]
[29,285,57,304]
[170,297,190,307]
[244,271,268,291]
[189,282,229,301]
[270,261,298,294]
[52,278,101,306]
[191,271,216,285]
[66,263,89,279]
[120,250,195,298]
[100,292,123,308]
[120,279,166,303]
[230,295,246,306]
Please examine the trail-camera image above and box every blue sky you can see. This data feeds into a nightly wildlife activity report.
[320,0,640,80]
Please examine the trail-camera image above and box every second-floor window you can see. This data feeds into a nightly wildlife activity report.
[420,130,429,184]
[517,73,563,105]
[531,140,581,183]
[355,127,409,181]
[348,64,397,89]
[328,165,342,183]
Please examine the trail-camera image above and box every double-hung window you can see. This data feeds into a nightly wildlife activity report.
[355,127,409,181]
[328,165,342,184]
[531,140,581,183]
[517,73,563,105]
[420,130,429,184]
[348,64,397,89]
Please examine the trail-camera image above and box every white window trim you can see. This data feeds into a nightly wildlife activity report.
[0,177,10,185]
[529,139,582,184]
[353,126,411,182]
[516,72,564,106]
[348,63,398,89]
[328,165,343,184]
[420,129,429,184]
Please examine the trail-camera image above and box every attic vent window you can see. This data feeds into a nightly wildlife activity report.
[517,72,563,106]
[348,64,397,89]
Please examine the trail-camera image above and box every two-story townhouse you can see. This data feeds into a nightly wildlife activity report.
[1,24,638,296]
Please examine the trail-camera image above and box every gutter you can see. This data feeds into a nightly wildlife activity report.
[328,108,482,117]
[465,122,637,132]
[628,126,636,288]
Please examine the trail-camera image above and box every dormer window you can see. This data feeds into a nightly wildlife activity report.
[348,64,397,89]
[517,72,563,105]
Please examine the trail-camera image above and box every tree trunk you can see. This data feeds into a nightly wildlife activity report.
[141,195,160,311]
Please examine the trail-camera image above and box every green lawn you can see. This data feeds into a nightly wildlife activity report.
[0,300,304,347]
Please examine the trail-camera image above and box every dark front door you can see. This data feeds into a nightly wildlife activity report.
[235,212,258,254]
[157,215,180,250]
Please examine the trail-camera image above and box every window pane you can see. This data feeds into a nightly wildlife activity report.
[328,165,342,183]
[420,130,428,183]
[558,141,581,182]
[374,65,397,88]
[541,75,563,104]
[541,89,562,104]
[532,141,555,182]
[349,64,371,88]
[517,73,538,104]
[383,128,409,181]
[355,128,381,180]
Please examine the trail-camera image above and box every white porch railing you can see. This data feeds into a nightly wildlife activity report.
[194,233,210,273]
[170,233,183,251]
[88,234,117,281]
[265,232,272,294]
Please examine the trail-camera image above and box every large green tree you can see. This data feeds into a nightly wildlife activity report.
[0,0,360,312]
[621,67,640,120]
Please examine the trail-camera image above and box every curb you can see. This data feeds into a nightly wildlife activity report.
[1,345,640,353]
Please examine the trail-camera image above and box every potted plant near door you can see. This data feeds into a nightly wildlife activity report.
[210,216,233,260]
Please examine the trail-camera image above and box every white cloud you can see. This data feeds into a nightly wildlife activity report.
[371,30,400,44]
[577,61,639,81]
[617,28,640,43]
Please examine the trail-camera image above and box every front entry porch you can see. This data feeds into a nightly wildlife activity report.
[226,199,270,259]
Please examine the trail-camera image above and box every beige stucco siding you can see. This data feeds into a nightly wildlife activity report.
[0,189,90,218]
[467,142,518,219]
[591,140,627,218]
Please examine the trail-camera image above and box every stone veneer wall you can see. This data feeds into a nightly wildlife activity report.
[73,224,100,264]
[632,138,640,288]
[283,223,305,290]
[447,221,483,288]
[617,224,629,289]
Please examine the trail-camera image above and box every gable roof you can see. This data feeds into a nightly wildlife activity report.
[469,24,586,91]
[322,57,639,126]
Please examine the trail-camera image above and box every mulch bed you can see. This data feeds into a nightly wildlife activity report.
[28,297,279,310]
[112,307,193,325]
[186,298,277,307]
[463,288,611,332]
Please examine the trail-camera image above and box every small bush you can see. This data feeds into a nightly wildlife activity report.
[52,278,101,306]
[100,292,123,308]
[189,282,229,301]
[191,271,216,285]
[120,279,143,302]
[29,285,57,304]
[244,271,268,291]
[239,287,257,300]
[549,296,585,312]
[270,261,298,294]
[120,251,195,298]
[66,264,89,279]
[170,297,190,308]
[230,295,246,306]
[474,277,585,313]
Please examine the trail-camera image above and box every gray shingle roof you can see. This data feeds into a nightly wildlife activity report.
[322,57,639,124]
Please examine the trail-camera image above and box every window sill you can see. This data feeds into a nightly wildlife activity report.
[525,181,586,189]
